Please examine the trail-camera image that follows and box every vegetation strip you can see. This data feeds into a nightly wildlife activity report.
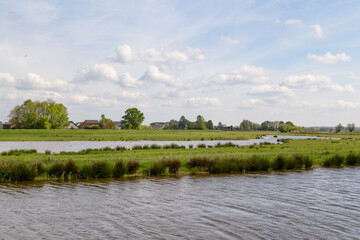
[1,152,360,182]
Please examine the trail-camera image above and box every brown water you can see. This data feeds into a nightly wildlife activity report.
[1,167,359,239]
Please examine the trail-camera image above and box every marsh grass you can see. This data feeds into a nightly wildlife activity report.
[346,153,360,166]
[90,160,112,178]
[160,158,181,174]
[323,155,344,167]
[127,159,140,174]
[30,161,45,176]
[187,157,213,171]
[48,161,65,178]
[64,159,79,179]
[114,160,126,177]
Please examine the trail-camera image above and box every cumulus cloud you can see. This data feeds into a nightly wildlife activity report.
[119,72,144,88]
[282,74,355,93]
[115,45,205,66]
[71,94,89,103]
[285,19,302,25]
[4,93,18,100]
[334,100,360,109]
[349,73,360,81]
[0,72,16,87]
[17,73,68,90]
[184,97,222,107]
[239,98,267,109]
[155,88,186,99]
[310,24,323,38]
[248,85,296,98]
[220,36,239,44]
[71,94,122,106]
[119,90,142,100]
[209,65,268,85]
[307,52,351,64]
[74,64,118,82]
[141,65,182,87]
[115,45,135,64]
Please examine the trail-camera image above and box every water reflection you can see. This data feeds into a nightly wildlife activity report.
[0,168,359,239]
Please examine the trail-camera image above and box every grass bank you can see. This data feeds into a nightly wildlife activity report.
[1,139,360,182]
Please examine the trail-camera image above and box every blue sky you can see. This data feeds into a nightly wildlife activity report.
[1,0,360,126]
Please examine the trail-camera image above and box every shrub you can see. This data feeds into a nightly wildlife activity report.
[64,159,79,178]
[91,160,112,178]
[48,161,65,178]
[148,161,167,176]
[323,155,344,167]
[273,155,286,170]
[187,157,213,171]
[346,153,360,166]
[160,158,181,174]
[114,160,126,177]
[127,160,140,174]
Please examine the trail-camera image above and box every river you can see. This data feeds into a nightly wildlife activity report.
[0,167,359,239]
[0,135,339,153]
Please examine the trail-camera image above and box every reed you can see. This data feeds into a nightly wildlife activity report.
[187,156,213,171]
[114,160,126,177]
[245,155,271,172]
[160,158,181,174]
[64,159,79,179]
[8,161,36,181]
[323,155,344,167]
[197,144,207,148]
[346,152,360,166]
[126,159,140,174]
[30,161,45,176]
[90,160,112,178]
[210,158,244,173]
[272,155,286,170]
[48,161,65,178]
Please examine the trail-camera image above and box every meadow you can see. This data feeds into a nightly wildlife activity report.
[1,129,359,141]
[1,138,360,182]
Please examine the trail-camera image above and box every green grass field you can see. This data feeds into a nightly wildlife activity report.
[1,129,359,141]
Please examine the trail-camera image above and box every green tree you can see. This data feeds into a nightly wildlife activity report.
[99,114,116,129]
[205,120,213,130]
[8,99,68,129]
[335,123,343,133]
[347,123,356,132]
[120,108,145,129]
[196,115,206,130]
[240,119,253,131]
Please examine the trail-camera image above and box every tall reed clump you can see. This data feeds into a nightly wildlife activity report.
[245,155,271,172]
[127,159,140,174]
[272,155,287,170]
[160,158,181,174]
[323,154,344,167]
[90,160,112,178]
[187,157,213,171]
[0,161,36,182]
[64,159,79,179]
[209,158,245,173]
[113,160,126,177]
[148,161,167,176]
[346,152,360,166]
[48,161,65,178]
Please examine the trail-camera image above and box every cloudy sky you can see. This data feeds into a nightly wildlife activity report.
[1,0,360,126]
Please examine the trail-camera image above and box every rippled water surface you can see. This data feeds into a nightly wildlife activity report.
[1,168,359,239]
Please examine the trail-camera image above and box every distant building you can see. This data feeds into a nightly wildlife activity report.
[113,121,121,129]
[83,120,99,128]
[66,121,79,129]
[3,122,17,129]
[150,122,169,130]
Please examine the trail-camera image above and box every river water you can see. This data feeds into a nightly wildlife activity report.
[0,135,339,153]
[0,167,359,239]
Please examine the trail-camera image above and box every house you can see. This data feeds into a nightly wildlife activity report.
[3,122,17,129]
[66,121,79,129]
[80,120,99,129]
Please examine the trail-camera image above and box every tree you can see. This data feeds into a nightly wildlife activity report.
[196,115,206,130]
[240,119,253,131]
[335,123,343,133]
[8,99,68,129]
[206,120,213,130]
[347,123,356,132]
[120,108,145,129]
[99,114,116,129]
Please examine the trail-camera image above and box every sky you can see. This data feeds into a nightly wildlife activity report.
[1,0,360,127]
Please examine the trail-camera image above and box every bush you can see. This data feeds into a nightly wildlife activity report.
[64,159,79,178]
[160,158,181,174]
[127,160,140,174]
[91,160,112,178]
[346,153,360,166]
[323,155,344,167]
[187,157,213,171]
[48,161,65,178]
[114,160,126,177]
[148,161,166,176]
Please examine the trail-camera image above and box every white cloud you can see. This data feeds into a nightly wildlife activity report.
[310,24,323,38]
[307,52,351,64]
[333,100,360,109]
[155,88,186,99]
[349,73,360,81]
[248,85,296,98]
[141,65,182,87]
[239,98,267,109]
[120,91,142,100]
[4,93,18,100]
[71,94,89,103]
[285,19,302,25]
[210,65,268,86]
[74,64,118,82]
[282,74,355,93]
[184,97,222,107]
[115,45,136,64]
[17,73,68,90]
[119,72,144,88]
[139,48,165,63]
[0,72,16,87]
[220,36,239,44]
